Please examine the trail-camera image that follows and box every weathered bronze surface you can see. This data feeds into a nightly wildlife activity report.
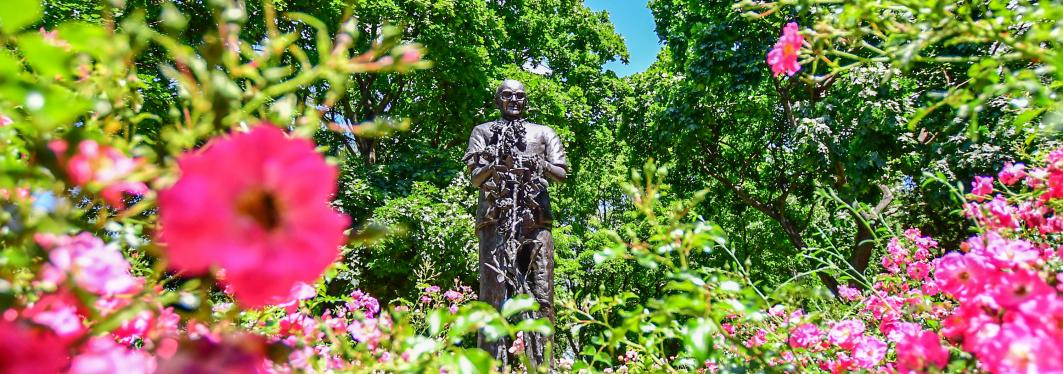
[463,79,567,368]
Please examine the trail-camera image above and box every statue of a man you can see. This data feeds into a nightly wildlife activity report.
[463,79,567,366]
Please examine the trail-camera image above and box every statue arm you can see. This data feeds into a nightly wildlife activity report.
[542,128,568,182]
[464,126,493,188]
[471,164,494,188]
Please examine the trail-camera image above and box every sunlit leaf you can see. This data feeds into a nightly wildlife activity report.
[0,0,42,33]
[501,294,538,318]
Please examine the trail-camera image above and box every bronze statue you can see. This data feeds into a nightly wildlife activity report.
[463,79,567,367]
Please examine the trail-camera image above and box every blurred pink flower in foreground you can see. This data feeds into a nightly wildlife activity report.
[157,334,271,374]
[36,232,140,296]
[71,337,156,374]
[158,124,349,307]
[23,292,86,342]
[49,139,148,208]
[0,320,69,374]
[895,329,949,372]
[276,282,317,312]
[766,22,803,77]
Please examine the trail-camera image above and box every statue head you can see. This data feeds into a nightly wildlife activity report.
[494,79,527,120]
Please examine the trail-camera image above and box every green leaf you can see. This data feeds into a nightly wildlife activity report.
[513,319,553,336]
[401,336,440,361]
[0,50,22,78]
[636,254,660,269]
[684,318,716,363]
[58,23,109,59]
[501,295,538,318]
[0,0,42,34]
[1013,108,1046,127]
[443,349,494,374]
[428,309,447,336]
[26,86,90,130]
[447,303,504,344]
[17,34,72,79]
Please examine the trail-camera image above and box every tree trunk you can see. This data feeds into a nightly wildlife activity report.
[776,213,840,295]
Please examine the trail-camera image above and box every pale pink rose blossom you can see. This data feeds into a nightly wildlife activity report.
[347,290,380,318]
[827,320,865,350]
[746,329,768,348]
[443,290,462,302]
[509,331,526,355]
[851,336,887,369]
[837,285,862,301]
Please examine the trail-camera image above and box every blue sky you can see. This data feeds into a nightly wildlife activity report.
[584,0,662,77]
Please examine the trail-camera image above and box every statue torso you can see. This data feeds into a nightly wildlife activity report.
[469,119,562,229]
[472,120,554,159]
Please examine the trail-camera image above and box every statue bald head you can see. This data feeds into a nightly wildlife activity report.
[494,79,527,120]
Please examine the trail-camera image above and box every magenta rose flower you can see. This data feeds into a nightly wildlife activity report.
[766,22,803,77]
[0,320,70,374]
[789,323,823,349]
[49,139,148,208]
[158,124,350,307]
[35,232,140,297]
[971,175,994,200]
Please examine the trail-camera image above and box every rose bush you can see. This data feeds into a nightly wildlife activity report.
[2,0,1062,373]
[0,1,539,372]
[560,153,1062,373]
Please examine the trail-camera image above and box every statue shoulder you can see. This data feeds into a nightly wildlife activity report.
[472,121,495,134]
[469,122,494,138]
[526,122,559,138]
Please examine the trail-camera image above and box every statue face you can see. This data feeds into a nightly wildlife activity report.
[495,80,527,120]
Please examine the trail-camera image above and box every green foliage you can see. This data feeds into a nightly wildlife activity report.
[8,0,1060,371]
[346,178,478,300]
[564,161,778,372]
[618,0,1058,294]
[738,0,1063,134]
